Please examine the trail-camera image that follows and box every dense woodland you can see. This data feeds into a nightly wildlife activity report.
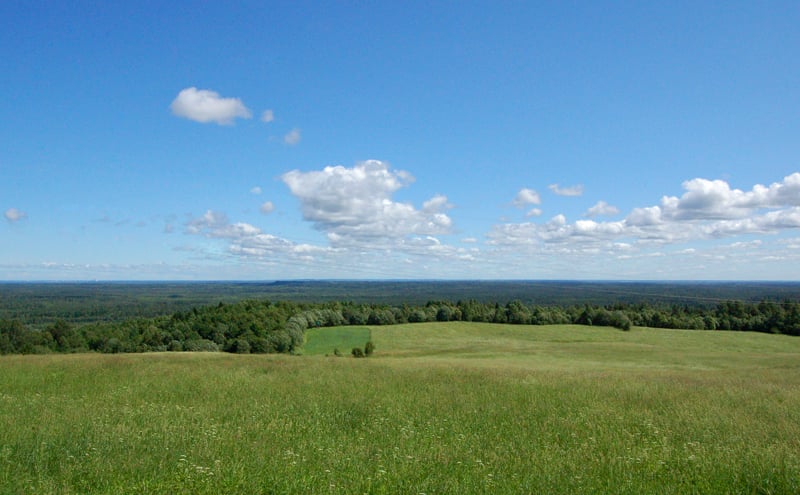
[5,281,800,327]
[1,296,799,355]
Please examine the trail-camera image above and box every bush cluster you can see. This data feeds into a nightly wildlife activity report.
[351,341,375,358]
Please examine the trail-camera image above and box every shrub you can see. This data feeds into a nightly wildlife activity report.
[183,339,220,352]
[364,341,375,356]
[612,311,632,331]
[249,337,273,354]
[351,347,365,358]
[228,338,251,354]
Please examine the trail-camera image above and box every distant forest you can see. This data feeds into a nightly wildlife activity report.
[4,280,800,326]
[1,281,799,355]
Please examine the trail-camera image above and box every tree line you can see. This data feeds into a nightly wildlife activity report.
[1,298,799,355]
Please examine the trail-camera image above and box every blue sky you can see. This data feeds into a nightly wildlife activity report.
[2,1,799,280]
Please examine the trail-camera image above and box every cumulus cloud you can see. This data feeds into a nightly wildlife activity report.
[185,210,312,259]
[261,109,274,123]
[660,173,800,220]
[489,215,628,246]
[186,210,260,239]
[182,202,471,278]
[585,201,619,217]
[281,160,453,246]
[4,208,26,222]
[178,171,800,279]
[549,183,584,196]
[512,188,541,208]
[284,128,301,145]
[701,207,800,238]
[170,87,252,125]
[625,206,662,227]
[259,201,275,214]
[176,161,481,277]
[488,173,800,251]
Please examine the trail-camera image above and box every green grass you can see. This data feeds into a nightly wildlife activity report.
[303,326,371,356]
[1,323,799,494]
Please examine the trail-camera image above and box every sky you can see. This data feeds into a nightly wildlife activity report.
[1,1,799,281]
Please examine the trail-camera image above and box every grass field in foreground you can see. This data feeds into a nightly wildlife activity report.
[1,323,799,494]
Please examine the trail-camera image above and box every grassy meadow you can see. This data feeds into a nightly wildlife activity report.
[1,322,799,494]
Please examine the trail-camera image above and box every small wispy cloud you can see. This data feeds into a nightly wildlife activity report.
[525,208,543,218]
[512,188,541,208]
[284,128,301,146]
[170,87,252,125]
[549,183,584,196]
[261,109,275,123]
[4,208,26,222]
[250,186,262,195]
[260,201,275,214]
[585,200,619,217]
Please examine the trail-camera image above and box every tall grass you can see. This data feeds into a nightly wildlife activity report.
[1,323,799,494]
[303,326,371,356]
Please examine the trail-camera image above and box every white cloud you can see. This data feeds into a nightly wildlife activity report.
[660,173,800,220]
[172,171,800,280]
[259,201,275,214]
[512,188,541,208]
[281,160,453,247]
[170,87,252,125]
[422,195,452,213]
[284,128,301,145]
[549,184,584,196]
[174,161,484,278]
[182,204,473,278]
[701,207,800,238]
[4,208,26,222]
[185,210,228,235]
[185,210,308,259]
[250,186,262,195]
[625,206,662,226]
[728,240,762,249]
[186,211,262,239]
[488,214,629,247]
[487,173,800,252]
[261,109,274,123]
[525,208,542,218]
[585,200,619,217]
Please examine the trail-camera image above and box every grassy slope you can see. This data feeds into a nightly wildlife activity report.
[303,326,371,356]
[1,323,799,494]
[372,322,800,369]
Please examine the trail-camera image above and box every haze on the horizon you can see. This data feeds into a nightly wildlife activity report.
[2,2,799,281]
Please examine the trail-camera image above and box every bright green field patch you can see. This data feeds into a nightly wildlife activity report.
[2,323,800,494]
[303,326,371,355]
